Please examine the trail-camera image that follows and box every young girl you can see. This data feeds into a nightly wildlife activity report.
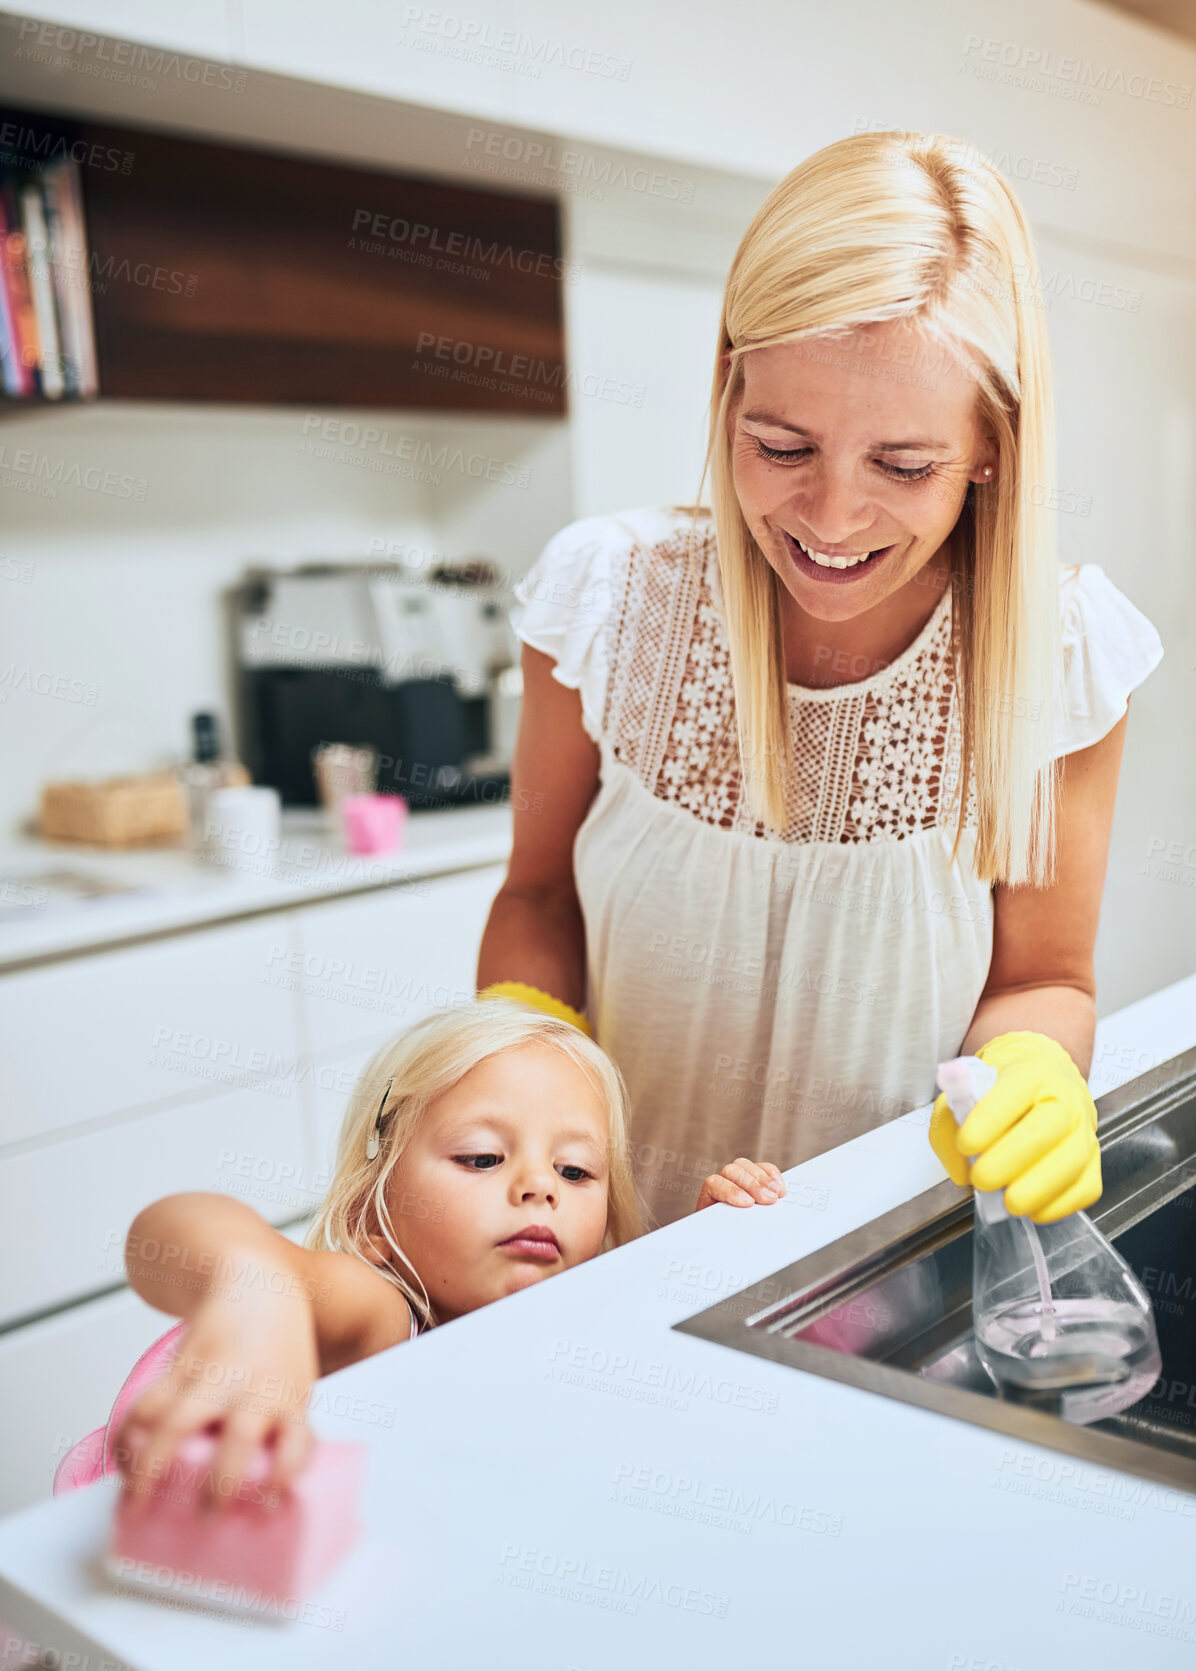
[83,998,783,1514]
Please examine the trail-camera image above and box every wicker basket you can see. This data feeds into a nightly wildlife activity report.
[40,772,188,847]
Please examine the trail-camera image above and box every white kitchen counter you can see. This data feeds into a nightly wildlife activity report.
[1,969,1194,1671]
[0,805,513,972]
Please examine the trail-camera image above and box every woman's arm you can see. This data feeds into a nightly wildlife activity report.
[928,709,1131,1221]
[477,642,601,1008]
[960,706,1130,1073]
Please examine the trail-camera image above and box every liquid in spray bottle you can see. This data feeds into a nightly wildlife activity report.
[935,1055,1161,1425]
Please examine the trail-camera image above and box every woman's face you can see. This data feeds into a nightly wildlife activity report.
[729,318,996,624]
[379,1043,611,1322]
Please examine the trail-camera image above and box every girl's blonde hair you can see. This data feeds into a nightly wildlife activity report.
[694,129,1063,886]
[305,999,644,1330]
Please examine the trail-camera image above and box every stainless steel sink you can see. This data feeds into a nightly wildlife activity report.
[675,1044,1196,1491]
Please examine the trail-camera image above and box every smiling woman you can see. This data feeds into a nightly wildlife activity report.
[477,129,1165,1232]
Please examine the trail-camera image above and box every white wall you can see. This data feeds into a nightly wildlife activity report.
[0,405,572,827]
[6,0,1192,259]
[0,0,1193,1015]
[564,264,723,515]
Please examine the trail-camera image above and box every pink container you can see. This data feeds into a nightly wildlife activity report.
[106,1425,367,1618]
[341,793,407,855]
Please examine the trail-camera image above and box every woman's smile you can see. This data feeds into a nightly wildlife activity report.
[781,528,900,584]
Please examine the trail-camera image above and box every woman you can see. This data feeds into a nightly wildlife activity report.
[476,130,1163,1232]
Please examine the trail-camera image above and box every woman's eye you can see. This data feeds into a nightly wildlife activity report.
[750,437,809,465]
[749,435,936,481]
[455,1153,502,1170]
[556,1164,592,1183]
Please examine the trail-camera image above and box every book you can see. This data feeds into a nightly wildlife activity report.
[0,158,99,400]
[20,179,64,397]
[0,175,39,394]
[42,159,97,397]
[0,186,26,395]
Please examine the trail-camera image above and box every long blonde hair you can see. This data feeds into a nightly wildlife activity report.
[694,129,1063,886]
[305,999,644,1330]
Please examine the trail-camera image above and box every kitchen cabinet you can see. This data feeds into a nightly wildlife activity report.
[0,1286,166,1519]
[0,851,505,1510]
[0,1078,312,1327]
[289,864,505,1060]
[0,916,304,1148]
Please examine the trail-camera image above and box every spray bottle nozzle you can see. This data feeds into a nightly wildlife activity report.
[936,1055,1004,1223]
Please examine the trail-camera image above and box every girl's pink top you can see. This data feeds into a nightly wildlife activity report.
[53,1321,187,1495]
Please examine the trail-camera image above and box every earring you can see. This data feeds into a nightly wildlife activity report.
[982,466,993,478]
[366,1078,395,1161]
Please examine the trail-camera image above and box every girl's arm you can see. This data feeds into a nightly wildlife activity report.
[476,643,599,1008]
[125,1191,410,1374]
[116,1192,412,1511]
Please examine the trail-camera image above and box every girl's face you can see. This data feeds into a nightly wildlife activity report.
[378,1043,611,1322]
[729,317,996,625]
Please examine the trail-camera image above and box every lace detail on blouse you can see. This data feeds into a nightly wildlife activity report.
[601,509,976,844]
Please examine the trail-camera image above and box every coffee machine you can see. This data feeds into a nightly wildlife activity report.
[233,560,521,810]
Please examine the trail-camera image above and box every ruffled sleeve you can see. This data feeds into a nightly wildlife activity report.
[510,515,616,744]
[1052,564,1164,757]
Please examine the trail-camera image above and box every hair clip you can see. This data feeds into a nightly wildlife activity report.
[366,1078,395,1161]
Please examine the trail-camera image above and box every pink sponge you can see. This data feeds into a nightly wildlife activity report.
[104,1426,367,1620]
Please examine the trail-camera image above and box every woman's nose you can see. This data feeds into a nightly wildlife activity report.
[793,462,875,546]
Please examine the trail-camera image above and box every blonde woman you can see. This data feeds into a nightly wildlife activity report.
[60,1002,780,1509]
[478,131,1163,1233]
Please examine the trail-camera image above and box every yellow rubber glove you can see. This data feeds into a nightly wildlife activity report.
[928,1030,1101,1224]
[477,980,593,1038]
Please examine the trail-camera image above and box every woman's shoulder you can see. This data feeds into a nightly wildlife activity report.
[1053,562,1164,755]
[529,503,712,569]
[510,505,713,742]
[512,503,712,639]
[1057,561,1162,661]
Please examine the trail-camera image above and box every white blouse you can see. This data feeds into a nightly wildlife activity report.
[511,504,1164,1229]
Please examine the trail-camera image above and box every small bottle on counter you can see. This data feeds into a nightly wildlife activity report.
[177,712,250,852]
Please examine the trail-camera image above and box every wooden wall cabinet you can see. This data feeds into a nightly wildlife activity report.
[2,106,568,413]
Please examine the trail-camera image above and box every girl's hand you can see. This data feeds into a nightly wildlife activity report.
[695,1159,787,1212]
[112,1278,318,1516]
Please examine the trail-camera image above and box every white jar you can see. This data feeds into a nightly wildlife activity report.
[200,785,281,875]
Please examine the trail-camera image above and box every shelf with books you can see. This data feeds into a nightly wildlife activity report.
[0,106,567,415]
[1,139,98,400]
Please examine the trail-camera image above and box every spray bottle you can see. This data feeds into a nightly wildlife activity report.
[935,1055,1161,1425]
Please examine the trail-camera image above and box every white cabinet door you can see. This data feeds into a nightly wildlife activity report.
[0,916,304,1147]
[291,865,504,1062]
[0,1285,166,1519]
[0,1221,319,1521]
[0,1080,311,1327]
[0,861,502,1323]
